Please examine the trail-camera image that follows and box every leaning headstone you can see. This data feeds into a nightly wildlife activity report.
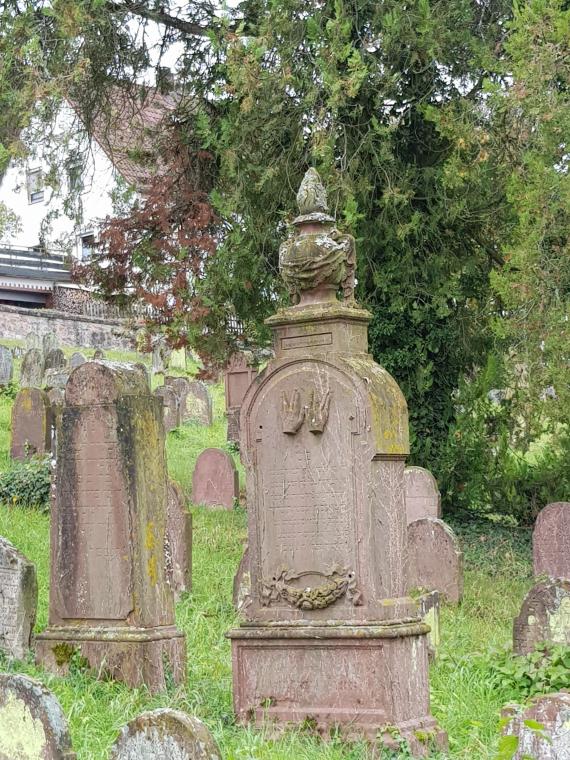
[533,502,570,581]
[69,352,86,370]
[25,332,41,351]
[417,590,440,661]
[42,331,58,357]
[226,168,445,749]
[513,579,570,655]
[154,385,180,433]
[35,361,186,692]
[232,545,251,613]
[110,709,221,760]
[20,348,44,388]
[501,692,570,760]
[0,673,76,759]
[404,466,441,524]
[192,449,239,510]
[166,481,192,598]
[407,517,463,603]
[0,346,13,387]
[224,352,258,443]
[0,537,37,659]
[44,348,66,372]
[10,388,52,460]
[93,348,105,359]
[43,369,70,391]
[186,381,213,426]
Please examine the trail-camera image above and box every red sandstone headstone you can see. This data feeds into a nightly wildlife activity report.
[154,385,181,432]
[192,448,238,509]
[232,545,251,613]
[224,353,258,444]
[407,517,463,604]
[47,388,65,459]
[533,502,570,580]
[405,466,441,525]
[165,376,213,426]
[226,168,445,751]
[0,537,37,660]
[166,481,192,598]
[35,361,186,692]
[513,579,570,655]
[10,388,52,460]
[502,692,570,760]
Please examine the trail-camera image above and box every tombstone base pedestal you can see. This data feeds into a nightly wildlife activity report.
[228,622,446,756]
[36,625,186,694]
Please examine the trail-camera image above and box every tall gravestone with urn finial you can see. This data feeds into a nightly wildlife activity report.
[227,169,446,752]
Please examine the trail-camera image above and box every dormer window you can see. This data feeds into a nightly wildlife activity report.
[27,169,44,204]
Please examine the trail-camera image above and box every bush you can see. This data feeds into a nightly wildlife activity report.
[487,643,570,699]
[0,456,52,511]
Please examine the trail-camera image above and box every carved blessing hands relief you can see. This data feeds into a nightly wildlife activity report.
[280,388,331,435]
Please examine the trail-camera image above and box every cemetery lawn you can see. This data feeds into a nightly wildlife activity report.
[0,353,535,759]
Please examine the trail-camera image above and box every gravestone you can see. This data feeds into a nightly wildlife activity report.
[153,385,180,433]
[93,348,105,359]
[20,349,44,388]
[0,537,37,659]
[502,692,570,760]
[407,517,463,603]
[10,388,52,460]
[166,481,192,598]
[0,346,13,386]
[25,332,41,351]
[0,674,76,759]
[42,332,58,357]
[43,369,70,391]
[35,361,186,692]
[69,352,86,369]
[110,709,221,760]
[227,168,445,749]
[232,545,251,613]
[152,337,171,375]
[513,579,570,655]
[170,348,187,369]
[404,466,441,524]
[44,348,66,372]
[192,449,238,509]
[417,590,440,661]
[533,502,570,580]
[186,381,213,426]
[224,352,258,443]
[47,388,65,458]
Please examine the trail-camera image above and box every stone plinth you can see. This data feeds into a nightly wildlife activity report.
[405,467,441,524]
[0,537,37,659]
[192,449,239,509]
[227,168,444,752]
[502,692,570,760]
[35,361,186,692]
[533,502,570,580]
[513,579,570,655]
[10,388,52,460]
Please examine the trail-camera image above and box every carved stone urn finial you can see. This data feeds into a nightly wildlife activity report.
[279,168,356,306]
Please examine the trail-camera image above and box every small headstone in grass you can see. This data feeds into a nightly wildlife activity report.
[513,579,570,655]
[232,544,251,613]
[533,502,570,581]
[0,673,76,759]
[25,332,41,351]
[93,348,105,359]
[192,448,239,510]
[110,709,222,760]
[501,692,570,760]
[69,352,86,369]
[0,537,37,659]
[42,331,58,357]
[10,388,52,460]
[407,517,463,603]
[153,385,180,433]
[0,346,13,386]
[416,590,440,661]
[166,481,192,599]
[404,466,441,525]
[44,348,66,372]
[185,381,213,426]
[20,348,44,388]
[224,352,258,444]
[43,369,70,391]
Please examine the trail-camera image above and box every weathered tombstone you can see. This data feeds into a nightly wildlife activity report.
[404,466,441,524]
[42,331,58,357]
[170,348,187,369]
[232,545,251,613]
[153,385,180,433]
[43,369,70,391]
[513,579,570,655]
[192,449,238,510]
[166,481,192,598]
[25,332,41,351]
[417,590,440,661]
[69,352,86,369]
[0,674,76,759]
[10,388,52,460]
[152,337,171,375]
[224,352,258,443]
[35,361,186,692]
[20,348,44,388]
[533,502,570,581]
[44,348,66,372]
[407,517,463,603]
[164,375,191,400]
[110,709,221,760]
[0,346,13,387]
[0,537,37,659]
[93,348,105,359]
[226,169,445,749]
[47,388,65,458]
[186,381,213,426]
[502,692,570,760]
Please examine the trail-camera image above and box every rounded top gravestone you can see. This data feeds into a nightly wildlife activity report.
[69,353,86,370]
[20,349,44,388]
[513,579,570,655]
[407,517,463,603]
[404,466,441,524]
[44,349,66,372]
[192,448,239,509]
[25,332,41,351]
[502,692,570,760]
[0,673,75,759]
[109,709,221,760]
[65,361,149,405]
[42,332,58,357]
[0,346,13,386]
[533,502,570,580]
[10,388,52,460]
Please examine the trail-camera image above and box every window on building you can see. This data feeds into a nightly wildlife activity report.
[27,169,44,204]
[80,233,95,261]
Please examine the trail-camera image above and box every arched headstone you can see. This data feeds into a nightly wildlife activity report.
[186,381,213,426]
[44,349,66,372]
[10,388,52,460]
[25,332,41,351]
[154,386,180,433]
[513,579,570,655]
[192,449,239,509]
[20,349,44,388]
[502,692,570,760]
[0,537,37,659]
[407,517,463,603]
[0,346,13,387]
[533,502,570,580]
[404,466,441,524]
[42,332,58,357]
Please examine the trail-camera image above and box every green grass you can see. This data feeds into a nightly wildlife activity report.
[0,344,541,759]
